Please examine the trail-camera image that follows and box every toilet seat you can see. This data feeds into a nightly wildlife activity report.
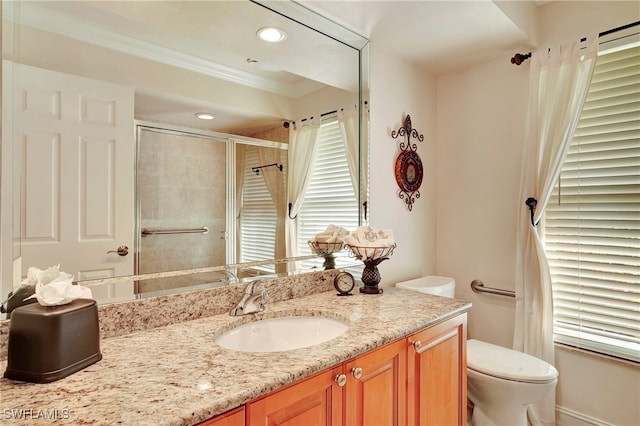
[467,339,558,384]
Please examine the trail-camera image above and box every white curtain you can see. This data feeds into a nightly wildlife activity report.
[514,37,597,425]
[258,146,286,268]
[286,117,320,258]
[234,143,246,262]
[338,106,359,197]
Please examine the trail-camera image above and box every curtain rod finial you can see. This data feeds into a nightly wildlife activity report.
[511,52,532,65]
[525,197,538,226]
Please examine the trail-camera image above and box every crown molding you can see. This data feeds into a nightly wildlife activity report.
[14,2,305,98]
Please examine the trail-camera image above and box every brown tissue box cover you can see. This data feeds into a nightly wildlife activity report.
[4,298,102,383]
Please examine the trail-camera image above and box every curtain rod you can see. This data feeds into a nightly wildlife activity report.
[511,20,640,65]
[283,109,340,129]
[251,163,283,175]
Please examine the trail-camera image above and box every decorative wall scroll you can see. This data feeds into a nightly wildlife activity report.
[391,115,424,211]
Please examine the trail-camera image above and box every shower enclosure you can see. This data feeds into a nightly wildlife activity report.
[135,125,228,294]
[134,123,288,296]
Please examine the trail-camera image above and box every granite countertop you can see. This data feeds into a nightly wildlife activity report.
[0,287,470,425]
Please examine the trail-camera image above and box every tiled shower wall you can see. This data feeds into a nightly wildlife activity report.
[137,129,227,293]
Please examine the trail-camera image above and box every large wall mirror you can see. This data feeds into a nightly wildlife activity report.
[0,0,369,307]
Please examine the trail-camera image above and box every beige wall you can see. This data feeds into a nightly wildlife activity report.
[437,57,525,348]
[368,1,639,425]
[368,48,438,284]
[433,2,640,425]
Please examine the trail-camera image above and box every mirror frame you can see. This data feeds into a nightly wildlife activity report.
[0,0,370,301]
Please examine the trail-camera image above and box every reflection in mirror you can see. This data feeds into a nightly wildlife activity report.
[136,125,228,295]
[0,0,369,309]
[135,123,288,295]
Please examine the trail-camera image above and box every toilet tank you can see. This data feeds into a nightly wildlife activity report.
[395,276,456,298]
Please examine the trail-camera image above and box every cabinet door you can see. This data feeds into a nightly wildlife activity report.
[344,339,407,426]
[197,406,245,426]
[247,366,343,426]
[407,314,467,426]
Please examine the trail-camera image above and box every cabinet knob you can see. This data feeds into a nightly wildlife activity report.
[335,374,347,387]
[411,340,422,351]
[351,367,363,380]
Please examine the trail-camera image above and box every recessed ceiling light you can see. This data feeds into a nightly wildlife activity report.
[257,26,287,43]
[195,113,214,120]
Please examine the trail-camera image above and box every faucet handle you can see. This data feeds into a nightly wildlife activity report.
[244,281,258,294]
[229,281,268,316]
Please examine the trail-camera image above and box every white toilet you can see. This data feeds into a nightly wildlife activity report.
[396,276,558,426]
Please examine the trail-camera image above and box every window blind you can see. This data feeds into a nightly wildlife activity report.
[544,43,640,361]
[239,147,276,271]
[297,115,359,266]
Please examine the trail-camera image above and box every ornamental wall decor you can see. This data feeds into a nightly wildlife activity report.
[391,114,424,211]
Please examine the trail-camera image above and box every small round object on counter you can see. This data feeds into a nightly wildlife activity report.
[334,271,355,296]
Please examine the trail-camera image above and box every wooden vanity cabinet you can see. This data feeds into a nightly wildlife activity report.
[197,406,244,426]
[406,313,467,426]
[344,339,407,426]
[247,339,406,426]
[343,340,407,426]
[201,313,466,426]
[247,365,343,425]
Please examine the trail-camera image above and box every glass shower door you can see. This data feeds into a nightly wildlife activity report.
[136,126,228,295]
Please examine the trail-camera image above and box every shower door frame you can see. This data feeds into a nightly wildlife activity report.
[132,121,286,295]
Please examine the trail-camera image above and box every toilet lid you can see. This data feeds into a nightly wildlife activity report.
[467,339,558,383]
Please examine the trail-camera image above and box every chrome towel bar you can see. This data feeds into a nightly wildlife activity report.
[470,279,515,298]
[141,226,209,236]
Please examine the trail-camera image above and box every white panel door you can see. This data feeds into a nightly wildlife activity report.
[16,63,135,303]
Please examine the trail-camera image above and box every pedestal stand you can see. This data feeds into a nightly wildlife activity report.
[308,241,345,270]
[360,257,389,294]
[346,244,396,294]
[322,253,336,270]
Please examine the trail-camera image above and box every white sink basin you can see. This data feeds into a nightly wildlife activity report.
[215,316,348,352]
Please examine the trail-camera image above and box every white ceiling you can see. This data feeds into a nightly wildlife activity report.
[11,1,543,132]
[14,1,360,133]
[298,0,539,74]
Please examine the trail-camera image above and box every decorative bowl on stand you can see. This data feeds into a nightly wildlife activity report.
[308,241,345,269]
[346,244,396,294]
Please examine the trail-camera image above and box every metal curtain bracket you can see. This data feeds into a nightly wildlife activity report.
[525,197,538,226]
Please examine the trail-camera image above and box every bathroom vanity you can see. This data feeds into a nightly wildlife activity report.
[226,314,467,426]
[0,271,470,425]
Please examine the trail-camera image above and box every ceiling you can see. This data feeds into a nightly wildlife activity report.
[298,0,540,75]
[10,1,543,133]
[13,1,361,134]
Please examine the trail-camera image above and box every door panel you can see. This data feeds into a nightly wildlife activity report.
[344,339,406,426]
[16,63,135,303]
[407,314,467,426]
[247,366,343,426]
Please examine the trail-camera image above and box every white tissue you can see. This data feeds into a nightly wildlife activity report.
[23,264,93,306]
[344,226,396,260]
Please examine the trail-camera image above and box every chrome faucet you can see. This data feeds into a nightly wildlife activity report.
[229,281,267,316]
[223,266,239,285]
